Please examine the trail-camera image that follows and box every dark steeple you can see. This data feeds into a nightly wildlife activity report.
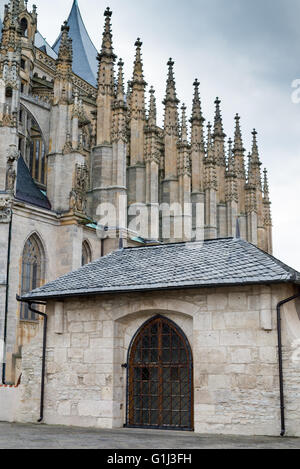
[53,0,98,87]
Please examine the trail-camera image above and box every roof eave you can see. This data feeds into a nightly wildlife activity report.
[19,278,300,303]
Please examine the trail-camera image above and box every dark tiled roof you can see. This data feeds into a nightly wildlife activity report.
[16,156,51,210]
[52,0,98,87]
[35,31,58,59]
[21,238,300,301]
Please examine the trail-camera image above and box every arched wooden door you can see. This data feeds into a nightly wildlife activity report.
[126,316,193,431]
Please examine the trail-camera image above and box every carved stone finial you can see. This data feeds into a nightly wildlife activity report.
[104,7,112,17]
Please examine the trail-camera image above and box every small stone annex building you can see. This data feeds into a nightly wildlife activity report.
[0,0,300,438]
[17,239,300,436]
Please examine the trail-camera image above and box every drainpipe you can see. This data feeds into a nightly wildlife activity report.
[2,210,13,385]
[16,296,47,423]
[277,291,300,437]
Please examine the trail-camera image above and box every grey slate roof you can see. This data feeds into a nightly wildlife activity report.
[35,31,58,60]
[21,238,300,301]
[52,0,98,87]
[16,156,51,210]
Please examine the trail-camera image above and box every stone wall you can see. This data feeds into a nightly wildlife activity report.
[0,386,21,422]
[15,283,300,436]
[1,202,103,384]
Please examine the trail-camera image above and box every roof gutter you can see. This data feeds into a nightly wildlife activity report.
[20,278,300,303]
[277,291,300,437]
[16,296,47,423]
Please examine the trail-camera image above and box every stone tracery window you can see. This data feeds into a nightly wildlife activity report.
[20,234,45,321]
[82,240,92,266]
[19,106,47,187]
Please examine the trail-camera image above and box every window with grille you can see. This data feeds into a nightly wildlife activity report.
[127,316,193,431]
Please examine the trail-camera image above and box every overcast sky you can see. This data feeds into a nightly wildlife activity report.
[18,0,300,270]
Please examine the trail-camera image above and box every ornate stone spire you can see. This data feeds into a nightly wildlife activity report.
[148,86,157,127]
[9,0,21,25]
[116,58,125,102]
[0,0,22,55]
[263,168,270,202]
[163,59,179,136]
[227,138,236,175]
[191,79,204,124]
[247,129,262,189]
[190,79,205,151]
[190,79,205,194]
[130,38,146,120]
[180,104,188,143]
[97,7,116,94]
[213,97,226,166]
[234,114,244,152]
[213,97,225,137]
[263,168,272,228]
[164,58,180,105]
[132,38,146,86]
[233,114,246,179]
[225,138,238,203]
[206,122,213,157]
[112,58,127,144]
[251,128,261,164]
[204,122,217,190]
[96,8,116,145]
[53,22,73,105]
[57,22,73,70]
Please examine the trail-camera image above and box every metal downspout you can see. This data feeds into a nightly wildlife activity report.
[16,296,47,423]
[277,292,300,437]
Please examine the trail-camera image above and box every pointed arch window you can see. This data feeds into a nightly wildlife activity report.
[82,241,92,266]
[20,234,45,321]
[20,18,28,37]
[19,105,47,187]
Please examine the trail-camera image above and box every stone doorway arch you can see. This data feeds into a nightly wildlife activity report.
[126,315,193,431]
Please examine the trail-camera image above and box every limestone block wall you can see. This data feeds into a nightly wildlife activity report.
[15,283,300,436]
[0,386,21,422]
[4,203,103,384]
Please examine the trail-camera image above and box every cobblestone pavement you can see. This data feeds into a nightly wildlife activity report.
[0,422,300,449]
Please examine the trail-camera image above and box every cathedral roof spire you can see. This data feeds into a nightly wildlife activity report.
[191,79,204,124]
[213,97,226,166]
[98,7,116,61]
[99,7,116,60]
[132,38,146,86]
[213,97,225,138]
[97,7,116,94]
[233,114,246,179]
[57,21,73,67]
[53,0,98,86]
[263,168,270,202]
[227,138,236,175]
[164,58,180,105]
[148,86,157,127]
[251,128,261,164]
[234,114,245,153]
[163,58,180,137]
[116,58,125,102]
[206,122,214,157]
[180,104,188,143]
